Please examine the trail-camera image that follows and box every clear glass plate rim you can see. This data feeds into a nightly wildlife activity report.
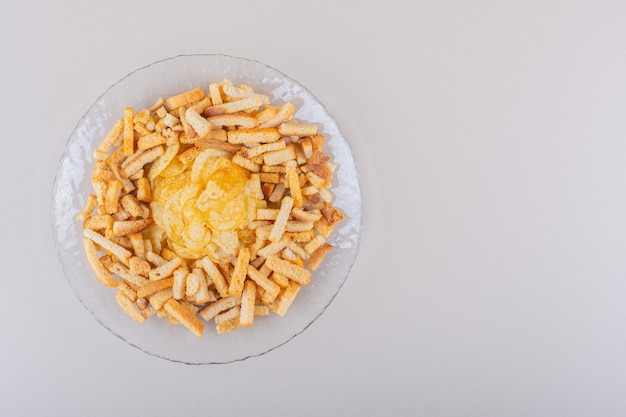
[51,53,364,364]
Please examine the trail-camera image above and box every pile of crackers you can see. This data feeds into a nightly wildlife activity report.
[77,79,344,337]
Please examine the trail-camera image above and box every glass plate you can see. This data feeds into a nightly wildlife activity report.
[51,54,363,364]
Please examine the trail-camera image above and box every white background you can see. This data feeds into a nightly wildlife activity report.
[2,1,626,416]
